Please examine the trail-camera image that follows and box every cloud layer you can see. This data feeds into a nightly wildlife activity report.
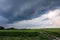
[7,8,60,28]
[0,0,60,28]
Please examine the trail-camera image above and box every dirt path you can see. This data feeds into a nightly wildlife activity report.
[44,32,60,40]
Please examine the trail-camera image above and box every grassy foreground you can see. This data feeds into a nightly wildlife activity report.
[0,28,60,40]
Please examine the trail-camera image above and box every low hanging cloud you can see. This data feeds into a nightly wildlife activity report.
[7,8,60,28]
[0,0,60,28]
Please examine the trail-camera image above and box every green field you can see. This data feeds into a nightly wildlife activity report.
[0,28,60,40]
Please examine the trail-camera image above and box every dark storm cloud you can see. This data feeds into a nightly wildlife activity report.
[0,0,60,24]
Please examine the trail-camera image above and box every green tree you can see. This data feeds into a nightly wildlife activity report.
[7,27,16,30]
[0,26,4,30]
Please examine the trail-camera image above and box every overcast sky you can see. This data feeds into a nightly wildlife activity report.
[0,0,60,29]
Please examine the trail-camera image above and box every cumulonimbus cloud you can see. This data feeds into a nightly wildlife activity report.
[0,0,59,24]
[7,8,60,28]
[0,0,60,28]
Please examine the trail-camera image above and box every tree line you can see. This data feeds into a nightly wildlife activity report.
[0,26,16,30]
[0,26,30,30]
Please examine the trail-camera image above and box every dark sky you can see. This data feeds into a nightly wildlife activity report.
[0,0,60,28]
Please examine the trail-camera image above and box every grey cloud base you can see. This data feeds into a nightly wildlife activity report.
[0,0,60,27]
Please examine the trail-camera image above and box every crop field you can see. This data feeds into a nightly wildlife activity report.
[0,28,60,40]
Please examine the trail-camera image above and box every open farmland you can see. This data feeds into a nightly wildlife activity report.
[0,28,60,40]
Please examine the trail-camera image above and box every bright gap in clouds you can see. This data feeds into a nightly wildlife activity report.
[7,8,60,29]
